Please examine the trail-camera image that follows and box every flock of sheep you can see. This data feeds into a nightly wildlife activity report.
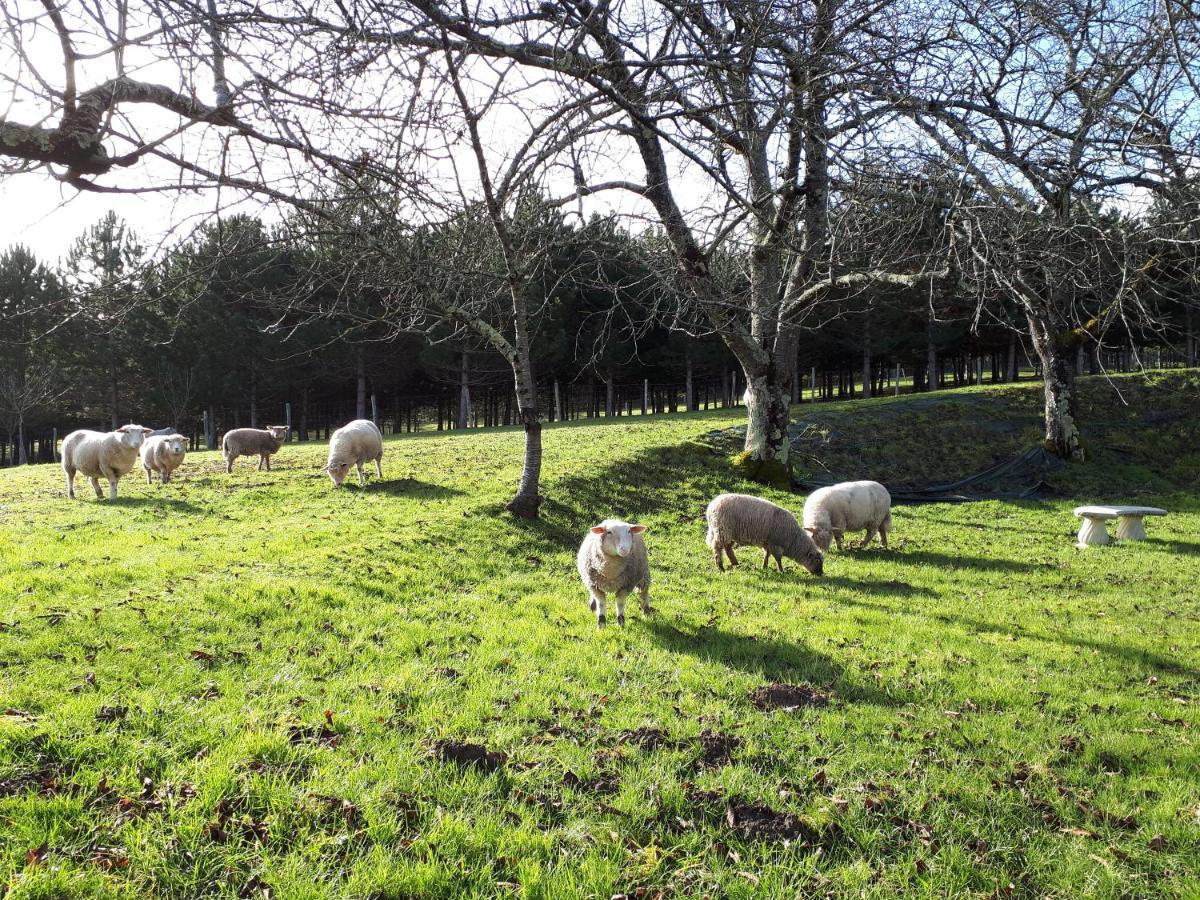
[57,422,892,630]
[580,481,892,627]
[59,419,385,499]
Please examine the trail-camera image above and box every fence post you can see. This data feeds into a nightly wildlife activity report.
[554,381,562,422]
[285,402,292,441]
[51,427,58,462]
[895,363,901,396]
[371,393,379,426]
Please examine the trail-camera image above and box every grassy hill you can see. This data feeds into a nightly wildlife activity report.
[1,375,1198,898]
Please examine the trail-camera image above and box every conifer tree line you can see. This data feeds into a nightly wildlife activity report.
[1,0,1198,511]
[2,193,1195,468]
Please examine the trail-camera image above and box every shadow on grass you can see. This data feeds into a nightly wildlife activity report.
[1143,537,1200,556]
[838,596,1198,678]
[820,574,938,597]
[365,477,463,498]
[109,496,202,512]
[879,549,1040,573]
[643,618,900,706]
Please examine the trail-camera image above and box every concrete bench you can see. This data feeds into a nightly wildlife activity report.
[1073,505,1167,548]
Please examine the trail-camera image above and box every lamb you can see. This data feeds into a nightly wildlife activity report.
[705,493,824,576]
[576,520,652,628]
[221,426,288,473]
[61,424,152,500]
[802,480,892,551]
[325,419,384,487]
[140,433,187,484]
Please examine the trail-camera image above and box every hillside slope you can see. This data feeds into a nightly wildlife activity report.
[705,370,1200,499]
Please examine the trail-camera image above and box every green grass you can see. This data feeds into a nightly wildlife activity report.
[1,375,1198,898]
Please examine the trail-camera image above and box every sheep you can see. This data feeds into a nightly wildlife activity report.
[221,426,288,473]
[325,419,384,487]
[576,520,652,628]
[705,493,824,576]
[61,424,152,500]
[140,433,187,484]
[802,480,892,551]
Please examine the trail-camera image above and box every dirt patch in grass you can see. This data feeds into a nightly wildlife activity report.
[695,730,740,768]
[749,682,830,711]
[725,801,815,842]
[432,739,507,771]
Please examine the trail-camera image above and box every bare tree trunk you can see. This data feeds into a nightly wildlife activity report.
[17,416,27,466]
[1028,315,1084,461]
[861,317,873,399]
[506,353,542,518]
[1007,334,1018,382]
[605,368,615,417]
[456,350,470,429]
[249,360,258,428]
[355,348,367,420]
[926,316,938,392]
[685,350,695,411]
[109,357,119,430]
[1187,306,1196,367]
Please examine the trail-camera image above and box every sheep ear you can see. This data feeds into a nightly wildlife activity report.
[804,526,818,535]
[142,428,153,436]
[629,524,647,533]
[590,525,606,534]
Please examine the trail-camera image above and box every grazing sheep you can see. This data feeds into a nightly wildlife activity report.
[222,426,288,473]
[705,493,824,576]
[61,424,151,500]
[325,419,384,487]
[802,480,892,551]
[140,433,187,484]
[576,520,652,628]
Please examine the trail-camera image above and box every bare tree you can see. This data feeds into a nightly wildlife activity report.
[890,0,1200,458]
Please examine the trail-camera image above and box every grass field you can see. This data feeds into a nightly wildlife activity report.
[1,375,1198,898]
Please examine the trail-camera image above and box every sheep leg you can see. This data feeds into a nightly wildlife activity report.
[724,545,739,567]
[638,583,652,614]
[589,591,608,628]
[861,527,877,549]
[356,461,366,486]
[614,589,630,627]
[712,543,725,571]
[762,547,772,570]
[879,523,889,549]
[145,466,153,485]
[258,455,266,471]
[107,476,119,500]
[65,468,76,499]
[833,531,844,551]
[774,552,785,573]
[374,457,383,478]
[89,477,103,499]
[265,454,272,472]
[162,470,170,484]
[225,455,234,474]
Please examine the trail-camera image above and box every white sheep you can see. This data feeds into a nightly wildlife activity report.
[576,520,652,628]
[222,426,288,473]
[140,433,187,484]
[705,493,825,575]
[802,480,892,551]
[325,419,384,487]
[61,424,151,500]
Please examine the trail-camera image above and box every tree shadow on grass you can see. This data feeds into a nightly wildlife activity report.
[110,496,203,513]
[546,443,732,525]
[364,478,463,498]
[643,618,900,706]
[838,596,1198,678]
[819,574,938,598]
[877,549,1041,573]
[1143,537,1200,556]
